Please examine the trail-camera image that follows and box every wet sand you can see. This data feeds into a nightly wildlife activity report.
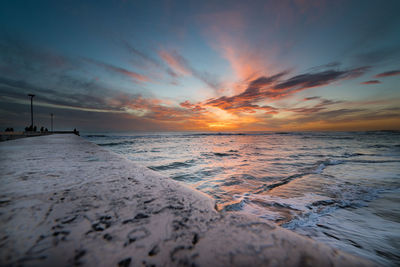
[0,134,375,266]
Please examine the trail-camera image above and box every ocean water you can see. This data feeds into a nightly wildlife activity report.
[85,131,400,265]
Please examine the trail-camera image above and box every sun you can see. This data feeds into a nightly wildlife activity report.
[207,121,235,129]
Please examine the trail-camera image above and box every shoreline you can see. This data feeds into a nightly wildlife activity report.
[0,134,375,266]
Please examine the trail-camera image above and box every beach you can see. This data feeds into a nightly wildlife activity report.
[0,134,375,266]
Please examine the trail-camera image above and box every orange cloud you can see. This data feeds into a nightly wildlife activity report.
[117,68,149,82]
[198,9,279,93]
[105,92,271,131]
[220,41,261,81]
[159,50,191,76]
[179,100,206,112]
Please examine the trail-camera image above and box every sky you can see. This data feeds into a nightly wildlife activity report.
[0,0,400,132]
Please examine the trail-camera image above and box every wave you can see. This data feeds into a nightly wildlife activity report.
[148,159,195,171]
[200,151,241,158]
[222,180,243,186]
[223,199,247,211]
[251,199,299,210]
[283,187,383,231]
[214,152,241,157]
[347,159,400,164]
[85,134,108,137]
[190,132,246,136]
[254,159,343,193]
[312,159,343,174]
[98,140,135,146]
[171,173,200,182]
[342,152,366,158]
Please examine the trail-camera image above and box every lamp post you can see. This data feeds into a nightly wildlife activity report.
[28,94,35,130]
[51,113,54,132]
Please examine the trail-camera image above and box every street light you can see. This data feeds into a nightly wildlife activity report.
[51,113,54,132]
[28,94,35,130]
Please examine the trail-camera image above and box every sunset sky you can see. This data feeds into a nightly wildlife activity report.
[1,0,400,132]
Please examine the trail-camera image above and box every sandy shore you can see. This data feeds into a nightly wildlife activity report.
[0,134,375,266]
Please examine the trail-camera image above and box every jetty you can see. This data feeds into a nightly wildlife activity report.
[0,130,79,142]
[0,134,375,266]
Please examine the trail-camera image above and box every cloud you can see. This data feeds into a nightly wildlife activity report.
[0,76,121,112]
[296,108,366,122]
[218,41,266,82]
[303,96,321,101]
[288,97,343,114]
[292,107,400,129]
[0,38,219,130]
[123,40,161,68]
[159,50,191,76]
[0,37,80,84]
[375,70,400,78]
[197,8,279,92]
[361,80,381,85]
[204,67,367,114]
[274,67,369,91]
[205,72,289,114]
[1,35,397,132]
[354,46,400,65]
[179,100,206,112]
[197,2,331,88]
[123,41,179,78]
[159,49,220,90]
[206,96,278,114]
[0,74,215,131]
[84,58,150,82]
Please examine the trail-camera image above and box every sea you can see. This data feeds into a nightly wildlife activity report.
[84,131,400,266]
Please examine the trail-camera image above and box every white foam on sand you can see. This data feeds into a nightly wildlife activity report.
[0,134,376,266]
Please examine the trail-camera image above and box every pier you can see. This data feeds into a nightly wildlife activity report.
[0,131,79,142]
